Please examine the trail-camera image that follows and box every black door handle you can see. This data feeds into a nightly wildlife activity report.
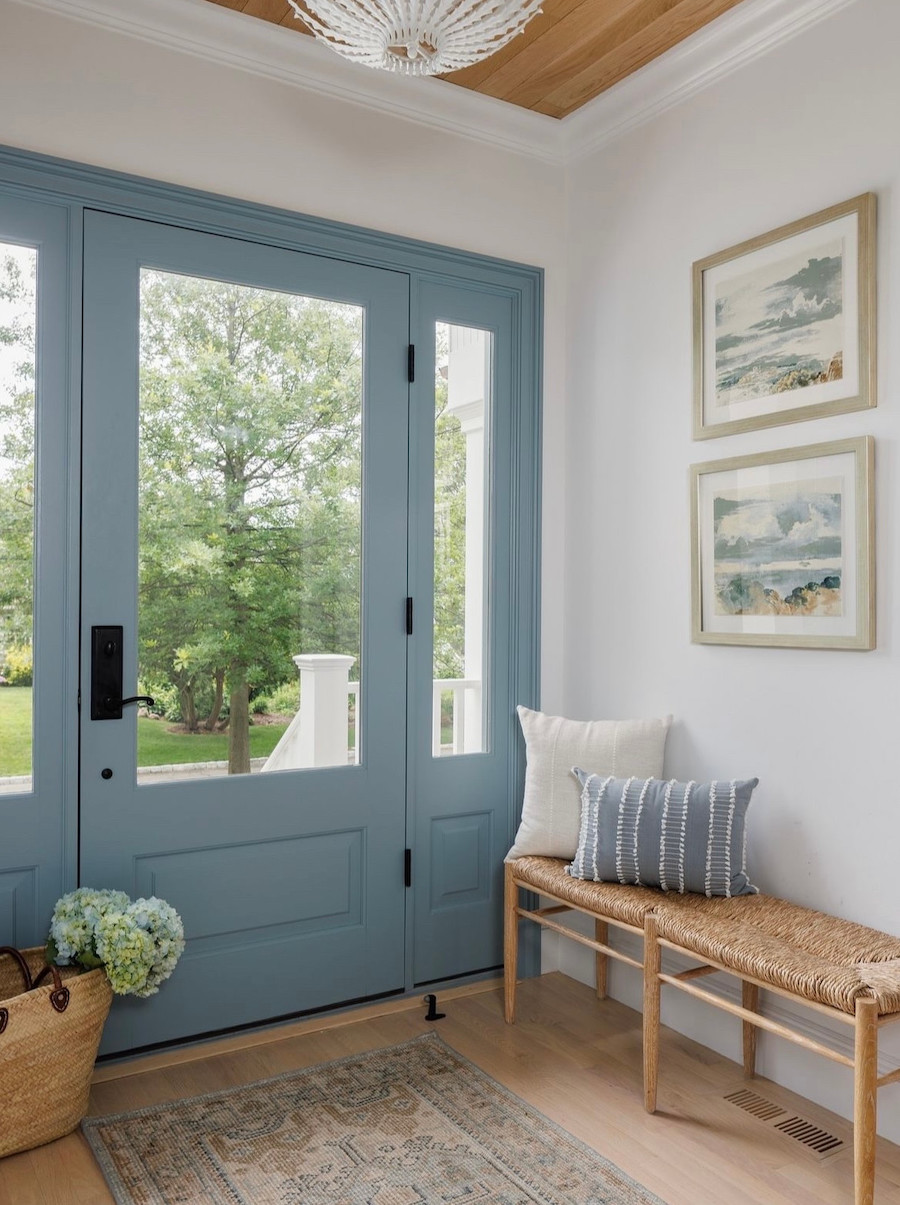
[90,626,153,720]
[105,695,155,711]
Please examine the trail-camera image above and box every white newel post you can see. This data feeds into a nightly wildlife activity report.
[446,326,488,753]
[261,653,354,772]
[294,654,355,768]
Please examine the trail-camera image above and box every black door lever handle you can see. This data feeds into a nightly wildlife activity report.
[91,626,155,720]
[105,695,155,710]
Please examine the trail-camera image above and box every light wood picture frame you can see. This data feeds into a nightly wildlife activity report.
[691,436,874,650]
[693,194,876,440]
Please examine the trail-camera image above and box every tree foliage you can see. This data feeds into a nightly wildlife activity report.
[0,248,36,673]
[0,257,470,775]
[138,271,364,772]
[433,340,467,680]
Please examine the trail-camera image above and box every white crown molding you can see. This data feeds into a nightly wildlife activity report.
[10,0,861,168]
[9,0,565,165]
[561,0,860,162]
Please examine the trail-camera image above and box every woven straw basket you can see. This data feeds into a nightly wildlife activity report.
[0,946,113,1158]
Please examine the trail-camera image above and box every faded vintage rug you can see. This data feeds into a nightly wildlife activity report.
[82,1033,666,1205]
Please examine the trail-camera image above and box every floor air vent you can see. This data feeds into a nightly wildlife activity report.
[724,1089,786,1122]
[774,1116,844,1155]
[724,1088,845,1160]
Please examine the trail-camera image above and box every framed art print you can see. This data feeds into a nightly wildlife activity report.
[693,194,876,439]
[691,437,874,649]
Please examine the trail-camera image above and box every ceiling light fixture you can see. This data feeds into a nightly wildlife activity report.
[287,0,542,77]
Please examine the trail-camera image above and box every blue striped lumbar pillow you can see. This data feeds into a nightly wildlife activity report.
[567,770,759,897]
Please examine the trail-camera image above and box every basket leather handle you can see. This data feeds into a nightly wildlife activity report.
[0,946,34,992]
[0,948,70,1035]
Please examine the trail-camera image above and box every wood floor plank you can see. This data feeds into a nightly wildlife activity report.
[5,972,900,1203]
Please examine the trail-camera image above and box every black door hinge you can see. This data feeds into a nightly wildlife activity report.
[404,848,412,888]
[406,597,413,635]
[407,344,415,383]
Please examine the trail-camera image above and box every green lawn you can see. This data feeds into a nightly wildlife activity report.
[137,719,289,766]
[0,687,32,776]
[0,689,290,775]
[0,686,448,773]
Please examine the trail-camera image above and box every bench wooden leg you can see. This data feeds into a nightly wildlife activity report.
[742,981,759,1078]
[595,920,609,1000]
[854,997,878,1205]
[504,862,518,1024]
[643,913,661,1113]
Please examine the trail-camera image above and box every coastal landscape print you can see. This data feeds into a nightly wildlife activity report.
[715,237,844,408]
[714,478,843,617]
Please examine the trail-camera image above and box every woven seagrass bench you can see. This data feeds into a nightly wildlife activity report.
[504,856,900,1205]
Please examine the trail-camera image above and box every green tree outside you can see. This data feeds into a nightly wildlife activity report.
[0,248,37,776]
[0,257,469,777]
[138,271,365,774]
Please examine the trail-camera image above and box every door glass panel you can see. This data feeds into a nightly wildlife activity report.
[137,270,363,784]
[432,322,492,758]
[0,244,37,794]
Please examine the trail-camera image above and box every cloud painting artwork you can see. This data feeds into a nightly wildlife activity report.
[713,478,843,617]
[715,238,844,407]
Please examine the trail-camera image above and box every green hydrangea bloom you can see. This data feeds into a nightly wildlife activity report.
[46,887,185,998]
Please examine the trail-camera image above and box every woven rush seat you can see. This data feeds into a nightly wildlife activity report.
[509,855,714,926]
[508,856,673,928]
[655,893,900,1015]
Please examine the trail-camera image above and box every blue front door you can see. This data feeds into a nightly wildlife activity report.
[80,212,411,1051]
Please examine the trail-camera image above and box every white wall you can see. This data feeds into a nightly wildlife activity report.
[560,0,900,1140]
[0,0,568,707]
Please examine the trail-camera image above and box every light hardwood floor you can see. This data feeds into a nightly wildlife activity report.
[3,972,900,1204]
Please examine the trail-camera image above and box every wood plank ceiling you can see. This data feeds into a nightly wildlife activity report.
[204,0,746,118]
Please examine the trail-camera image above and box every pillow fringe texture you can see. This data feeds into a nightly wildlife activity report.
[567,771,759,898]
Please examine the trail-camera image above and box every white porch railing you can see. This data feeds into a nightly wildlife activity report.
[347,677,482,761]
[430,678,481,757]
[347,680,359,765]
[262,656,482,771]
[345,677,481,760]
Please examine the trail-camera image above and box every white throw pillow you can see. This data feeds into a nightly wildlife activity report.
[507,706,672,860]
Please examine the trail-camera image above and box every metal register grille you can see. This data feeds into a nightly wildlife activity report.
[724,1088,844,1160]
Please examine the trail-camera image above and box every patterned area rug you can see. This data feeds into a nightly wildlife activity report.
[83,1033,666,1205]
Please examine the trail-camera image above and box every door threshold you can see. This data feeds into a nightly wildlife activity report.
[92,975,501,1084]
